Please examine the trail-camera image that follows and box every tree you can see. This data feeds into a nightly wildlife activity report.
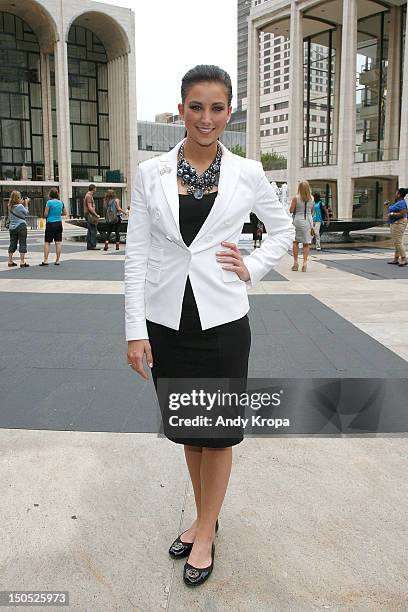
[261,151,287,170]
[229,144,246,157]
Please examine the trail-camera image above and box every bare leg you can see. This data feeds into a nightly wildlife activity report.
[43,242,50,263]
[302,244,310,271]
[293,241,299,263]
[292,241,299,270]
[181,445,203,542]
[187,446,232,568]
[19,252,25,265]
[55,241,62,263]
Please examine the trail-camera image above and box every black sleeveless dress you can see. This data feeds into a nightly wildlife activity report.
[147,192,251,447]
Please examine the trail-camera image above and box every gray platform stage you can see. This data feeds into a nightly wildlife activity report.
[0,293,406,433]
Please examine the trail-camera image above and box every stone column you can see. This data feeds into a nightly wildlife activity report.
[287,1,304,196]
[246,18,260,161]
[126,30,138,208]
[332,26,342,159]
[399,6,408,185]
[108,58,118,173]
[337,0,357,219]
[40,52,53,180]
[54,38,72,213]
[384,6,401,161]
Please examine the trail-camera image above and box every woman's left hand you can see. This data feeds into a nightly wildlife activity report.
[216,241,250,282]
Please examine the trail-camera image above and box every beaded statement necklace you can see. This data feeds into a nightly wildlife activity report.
[177,142,222,200]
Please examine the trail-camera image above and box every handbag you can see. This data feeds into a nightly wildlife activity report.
[85,209,99,225]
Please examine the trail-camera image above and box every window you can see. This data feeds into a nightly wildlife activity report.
[274,85,280,92]
[0,13,44,178]
[68,25,110,181]
[264,88,270,94]
[274,101,288,110]
[260,105,270,113]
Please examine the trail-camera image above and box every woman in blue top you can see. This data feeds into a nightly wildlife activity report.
[7,190,29,268]
[40,188,67,266]
[312,192,327,251]
[384,187,408,267]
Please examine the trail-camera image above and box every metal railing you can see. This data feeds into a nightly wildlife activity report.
[354,147,399,163]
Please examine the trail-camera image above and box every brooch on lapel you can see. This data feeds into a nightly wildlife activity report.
[159,165,172,175]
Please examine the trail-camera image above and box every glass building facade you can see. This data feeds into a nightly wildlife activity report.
[355,10,391,162]
[68,25,110,183]
[303,31,336,167]
[0,12,44,183]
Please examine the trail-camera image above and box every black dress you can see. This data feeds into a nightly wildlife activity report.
[147,191,251,447]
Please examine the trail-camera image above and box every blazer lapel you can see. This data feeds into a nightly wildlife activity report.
[190,141,241,248]
[158,140,184,234]
[157,139,241,247]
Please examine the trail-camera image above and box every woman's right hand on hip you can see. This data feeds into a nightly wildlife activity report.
[127,340,153,379]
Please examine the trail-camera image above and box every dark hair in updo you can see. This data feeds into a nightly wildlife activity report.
[181,65,233,106]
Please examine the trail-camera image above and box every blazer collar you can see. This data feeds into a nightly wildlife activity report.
[157,139,241,247]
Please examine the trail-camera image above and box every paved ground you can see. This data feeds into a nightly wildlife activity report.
[0,225,407,611]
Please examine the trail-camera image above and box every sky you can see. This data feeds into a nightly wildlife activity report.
[97,0,238,121]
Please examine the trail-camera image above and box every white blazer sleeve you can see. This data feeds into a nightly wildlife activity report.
[243,162,295,287]
[125,165,151,341]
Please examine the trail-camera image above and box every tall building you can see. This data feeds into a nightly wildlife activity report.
[237,0,251,112]
[0,0,137,216]
[238,0,327,168]
[246,0,408,219]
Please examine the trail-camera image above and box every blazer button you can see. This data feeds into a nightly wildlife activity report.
[154,210,161,219]
[165,235,172,241]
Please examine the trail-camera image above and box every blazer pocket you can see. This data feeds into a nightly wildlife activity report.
[146,246,163,284]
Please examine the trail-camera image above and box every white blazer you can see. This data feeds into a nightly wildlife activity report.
[125,139,295,341]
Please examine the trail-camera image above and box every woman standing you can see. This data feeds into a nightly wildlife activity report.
[125,65,294,587]
[7,190,29,268]
[40,188,66,266]
[385,187,408,266]
[290,181,314,272]
[312,192,327,251]
[103,189,126,251]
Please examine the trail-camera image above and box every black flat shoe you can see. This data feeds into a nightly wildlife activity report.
[169,519,219,559]
[183,543,215,587]
[388,261,399,265]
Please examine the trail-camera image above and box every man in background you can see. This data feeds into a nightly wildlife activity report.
[83,184,100,250]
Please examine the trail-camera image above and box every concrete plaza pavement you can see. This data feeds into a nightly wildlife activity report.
[0,225,407,611]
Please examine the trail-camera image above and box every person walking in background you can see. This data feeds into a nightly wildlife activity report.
[103,189,126,251]
[312,192,328,251]
[7,190,29,268]
[83,184,100,250]
[250,211,264,248]
[385,187,408,267]
[40,188,66,266]
[290,181,314,272]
